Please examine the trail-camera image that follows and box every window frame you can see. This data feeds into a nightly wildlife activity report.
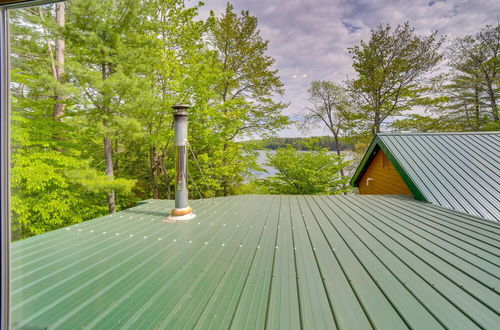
[0,2,65,328]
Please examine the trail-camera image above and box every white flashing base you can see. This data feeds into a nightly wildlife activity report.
[164,213,196,222]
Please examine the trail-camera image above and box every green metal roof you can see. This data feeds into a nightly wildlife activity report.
[351,132,500,222]
[11,195,500,329]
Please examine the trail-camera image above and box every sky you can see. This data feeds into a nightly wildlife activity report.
[198,0,500,137]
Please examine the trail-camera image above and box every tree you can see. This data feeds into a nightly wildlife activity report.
[9,4,134,239]
[301,81,357,191]
[446,23,500,127]
[262,143,349,195]
[348,22,444,135]
[209,3,288,138]
[208,3,289,194]
[9,0,290,239]
[390,114,458,132]
[65,0,142,213]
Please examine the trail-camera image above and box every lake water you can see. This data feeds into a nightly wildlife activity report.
[254,150,356,179]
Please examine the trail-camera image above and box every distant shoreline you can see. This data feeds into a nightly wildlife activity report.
[242,135,355,152]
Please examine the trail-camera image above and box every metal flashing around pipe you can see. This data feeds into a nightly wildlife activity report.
[165,104,195,222]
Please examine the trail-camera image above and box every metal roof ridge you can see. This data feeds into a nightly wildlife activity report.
[377,132,500,136]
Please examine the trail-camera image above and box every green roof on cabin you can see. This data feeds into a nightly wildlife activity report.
[350,132,500,222]
[11,194,500,329]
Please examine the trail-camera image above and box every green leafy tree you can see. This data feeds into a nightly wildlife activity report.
[444,23,500,129]
[208,3,289,194]
[65,0,142,212]
[9,0,290,239]
[390,114,459,132]
[348,22,444,135]
[10,2,136,238]
[262,143,349,195]
[10,1,125,238]
[301,81,359,191]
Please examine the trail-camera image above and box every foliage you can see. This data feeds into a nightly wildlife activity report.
[390,114,459,132]
[234,180,270,195]
[440,23,500,129]
[386,22,499,133]
[245,136,354,151]
[300,80,361,190]
[348,22,444,135]
[208,3,289,139]
[10,6,137,239]
[206,3,289,194]
[262,143,350,195]
[9,0,290,238]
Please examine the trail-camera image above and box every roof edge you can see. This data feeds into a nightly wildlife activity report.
[350,135,379,187]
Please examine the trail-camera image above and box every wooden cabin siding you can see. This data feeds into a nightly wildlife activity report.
[358,149,412,196]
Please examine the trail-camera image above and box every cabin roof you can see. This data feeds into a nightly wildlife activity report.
[350,132,500,221]
[11,195,500,329]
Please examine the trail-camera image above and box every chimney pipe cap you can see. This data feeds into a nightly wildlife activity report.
[172,104,191,111]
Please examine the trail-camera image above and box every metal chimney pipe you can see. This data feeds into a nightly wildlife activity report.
[168,104,195,221]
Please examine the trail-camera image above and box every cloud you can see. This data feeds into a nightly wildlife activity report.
[196,0,500,137]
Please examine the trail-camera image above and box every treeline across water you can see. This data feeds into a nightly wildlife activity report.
[246,136,355,151]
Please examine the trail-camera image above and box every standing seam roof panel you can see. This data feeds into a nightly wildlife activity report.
[11,195,500,329]
[393,135,482,214]
[377,133,500,221]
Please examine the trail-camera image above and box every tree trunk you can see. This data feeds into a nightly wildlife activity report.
[372,110,381,135]
[150,146,159,199]
[484,74,499,121]
[53,2,65,120]
[487,88,499,121]
[334,135,347,195]
[104,134,116,213]
[222,142,231,196]
[102,62,115,213]
[474,86,480,129]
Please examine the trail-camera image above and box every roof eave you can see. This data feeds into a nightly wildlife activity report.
[349,135,380,187]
